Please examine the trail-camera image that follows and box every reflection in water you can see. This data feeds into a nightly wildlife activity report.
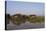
[7,20,45,30]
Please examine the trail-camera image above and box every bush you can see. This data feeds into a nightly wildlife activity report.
[27,16,44,23]
[10,15,45,25]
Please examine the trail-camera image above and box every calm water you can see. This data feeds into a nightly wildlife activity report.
[7,21,45,30]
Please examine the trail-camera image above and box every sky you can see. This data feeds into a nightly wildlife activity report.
[6,1,44,16]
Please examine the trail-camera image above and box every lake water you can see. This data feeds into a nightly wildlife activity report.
[7,21,45,30]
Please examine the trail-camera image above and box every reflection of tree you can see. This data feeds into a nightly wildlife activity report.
[6,13,44,25]
[6,14,10,24]
[6,14,10,18]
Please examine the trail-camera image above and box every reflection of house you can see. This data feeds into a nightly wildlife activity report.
[13,14,28,20]
[30,15,36,17]
[30,15,36,16]
[30,15,36,19]
[13,14,22,17]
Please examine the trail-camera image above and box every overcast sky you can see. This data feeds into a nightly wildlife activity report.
[6,1,44,16]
